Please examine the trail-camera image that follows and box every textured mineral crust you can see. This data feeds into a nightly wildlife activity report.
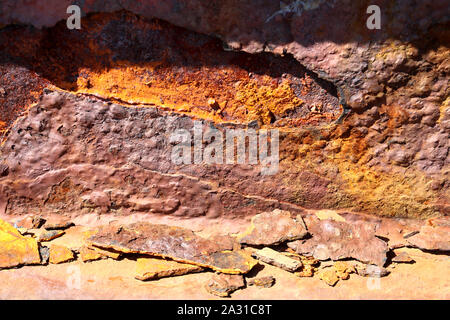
[79,245,104,263]
[317,268,340,287]
[87,222,257,274]
[391,252,415,264]
[0,4,448,219]
[135,257,204,281]
[406,225,450,252]
[0,219,41,269]
[16,216,46,229]
[205,273,245,297]
[251,247,302,272]
[288,217,389,266]
[239,209,308,246]
[354,264,390,278]
[247,276,275,288]
[37,230,65,242]
[48,244,75,264]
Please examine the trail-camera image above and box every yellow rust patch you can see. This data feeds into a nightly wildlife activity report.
[75,63,304,125]
[0,219,41,269]
[48,244,75,264]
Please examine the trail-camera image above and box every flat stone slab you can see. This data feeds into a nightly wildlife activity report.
[79,245,104,262]
[135,258,203,281]
[0,219,41,269]
[251,247,302,272]
[239,209,308,246]
[37,230,65,242]
[288,217,389,266]
[48,244,74,264]
[87,222,257,274]
[406,225,450,252]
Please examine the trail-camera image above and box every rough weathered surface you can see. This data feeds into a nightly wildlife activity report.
[391,252,415,264]
[43,221,74,231]
[205,273,245,297]
[406,225,450,252]
[16,216,45,229]
[0,90,312,218]
[87,222,257,274]
[79,245,104,263]
[317,268,340,287]
[0,3,447,219]
[239,209,308,246]
[135,257,203,281]
[251,247,302,272]
[48,244,74,264]
[288,217,389,266]
[0,219,41,269]
[247,276,275,288]
[355,264,390,278]
[0,0,450,217]
[37,230,65,242]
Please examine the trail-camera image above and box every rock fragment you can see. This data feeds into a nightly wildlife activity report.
[239,209,308,246]
[288,217,388,266]
[251,247,302,272]
[135,257,203,281]
[87,222,257,274]
[247,276,275,288]
[355,264,390,278]
[16,216,46,229]
[79,245,104,262]
[317,268,339,287]
[0,219,41,269]
[89,246,122,260]
[44,220,75,230]
[38,230,65,242]
[391,252,415,263]
[294,265,315,277]
[406,225,450,252]
[333,261,354,280]
[48,244,75,264]
[205,273,245,297]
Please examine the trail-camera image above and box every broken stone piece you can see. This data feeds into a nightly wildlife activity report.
[294,265,315,277]
[288,218,388,266]
[391,252,415,263]
[251,247,302,272]
[44,221,75,230]
[38,230,65,242]
[355,264,390,278]
[16,216,46,229]
[79,245,104,262]
[205,273,245,297]
[88,245,121,260]
[87,222,257,274]
[48,244,75,264]
[247,276,275,288]
[318,268,339,287]
[239,209,308,246]
[0,219,41,269]
[333,261,354,280]
[135,257,203,281]
[406,225,450,252]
